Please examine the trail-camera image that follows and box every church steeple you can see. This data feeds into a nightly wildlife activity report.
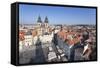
[44,16,49,23]
[37,16,42,23]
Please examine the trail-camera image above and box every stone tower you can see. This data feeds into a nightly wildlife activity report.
[36,16,43,36]
[44,16,49,33]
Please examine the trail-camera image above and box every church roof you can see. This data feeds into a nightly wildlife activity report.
[37,16,42,23]
[44,16,49,23]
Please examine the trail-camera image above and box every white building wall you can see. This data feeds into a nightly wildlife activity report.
[24,35,33,46]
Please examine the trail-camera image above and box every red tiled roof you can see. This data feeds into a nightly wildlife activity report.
[19,31,25,41]
[57,30,81,46]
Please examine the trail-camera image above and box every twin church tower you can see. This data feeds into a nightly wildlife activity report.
[36,16,50,36]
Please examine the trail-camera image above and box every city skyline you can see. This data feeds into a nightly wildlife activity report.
[19,4,96,25]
